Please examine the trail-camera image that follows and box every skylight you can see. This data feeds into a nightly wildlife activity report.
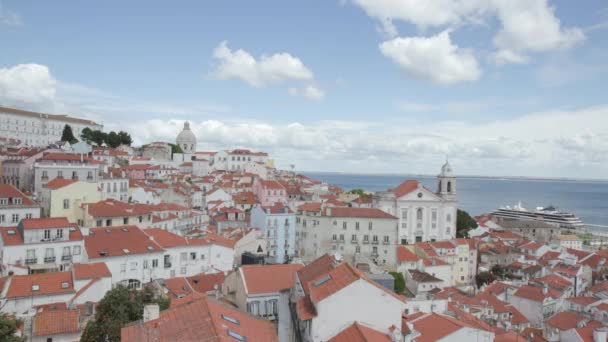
[121,227,129,232]
[105,229,111,233]
[146,246,154,251]
[32,285,40,291]
[227,330,246,341]
[312,275,332,287]
[222,314,240,325]
[7,230,15,235]
[61,282,69,289]
[123,248,130,254]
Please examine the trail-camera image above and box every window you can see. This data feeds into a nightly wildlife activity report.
[25,213,32,219]
[56,229,63,238]
[339,234,344,241]
[57,171,63,178]
[138,216,143,223]
[363,235,369,242]
[247,301,260,315]
[73,246,81,255]
[72,171,77,179]
[447,213,452,222]
[401,209,408,220]
[342,222,347,230]
[143,260,149,269]
[26,249,36,260]
[106,219,111,226]
[12,214,19,223]
[152,259,158,268]
[351,234,357,242]
[130,262,137,270]
[42,171,48,179]
[0,214,4,223]
[383,236,389,243]
[373,235,378,242]
[416,208,423,220]
[96,220,102,227]
[355,245,361,253]
[123,217,128,224]
[87,171,93,179]
[44,229,51,239]
[368,221,373,230]
[355,222,360,230]
[190,252,196,260]
[332,234,337,241]
[180,252,187,262]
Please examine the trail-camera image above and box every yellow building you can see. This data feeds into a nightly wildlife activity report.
[40,178,101,223]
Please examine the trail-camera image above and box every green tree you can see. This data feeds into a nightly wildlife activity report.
[389,271,406,295]
[475,271,495,288]
[0,314,25,342]
[348,189,371,198]
[90,130,107,146]
[105,131,122,148]
[117,131,133,146]
[169,143,183,154]
[60,124,78,144]
[456,209,478,238]
[81,286,169,342]
[80,127,93,143]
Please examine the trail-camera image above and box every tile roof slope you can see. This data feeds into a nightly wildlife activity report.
[186,272,225,293]
[396,246,421,263]
[85,226,163,259]
[6,272,74,298]
[323,207,397,219]
[514,285,560,302]
[0,184,36,205]
[144,228,188,248]
[72,262,112,280]
[391,180,420,198]
[20,217,70,230]
[545,311,586,330]
[296,296,317,320]
[33,309,80,336]
[241,264,304,295]
[121,297,277,342]
[410,313,472,342]
[42,178,78,190]
[85,199,154,217]
[296,254,336,295]
[328,322,392,342]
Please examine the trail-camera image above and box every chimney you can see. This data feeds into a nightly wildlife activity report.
[594,327,608,342]
[542,284,548,295]
[143,304,160,322]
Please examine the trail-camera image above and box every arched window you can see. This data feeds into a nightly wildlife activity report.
[416,208,423,220]
[438,180,442,191]
[447,181,452,193]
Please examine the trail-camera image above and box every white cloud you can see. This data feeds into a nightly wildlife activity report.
[288,85,325,101]
[379,30,481,85]
[209,41,314,87]
[399,99,489,113]
[0,3,21,26]
[351,0,585,65]
[0,64,57,111]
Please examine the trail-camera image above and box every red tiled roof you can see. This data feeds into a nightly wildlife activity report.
[323,207,397,219]
[144,228,188,248]
[545,311,585,330]
[328,322,391,342]
[187,272,225,293]
[391,180,419,198]
[43,178,78,190]
[85,199,153,217]
[121,297,277,342]
[260,180,285,190]
[410,313,472,342]
[513,285,560,302]
[297,202,322,212]
[296,296,316,321]
[6,272,74,298]
[533,274,572,290]
[0,184,36,205]
[85,226,163,259]
[33,309,80,336]
[72,262,111,280]
[20,217,70,230]
[431,241,455,249]
[397,246,421,263]
[297,254,336,296]
[565,296,598,306]
[241,264,304,295]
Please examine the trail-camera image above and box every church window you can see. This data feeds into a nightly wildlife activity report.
[447,181,452,193]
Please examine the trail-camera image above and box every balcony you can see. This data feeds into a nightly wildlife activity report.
[25,258,37,265]
[337,239,345,244]
[362,240,370,244]
[44,256,56,263]
[372,240,379,245]
[383,240,390,245]
[62,255,72,261]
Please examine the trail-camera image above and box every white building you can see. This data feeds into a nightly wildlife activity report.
[250,204,296,264]
[0,184,41,226]
[297,206,398,266]
[175,121,197,155]
[0,218,85,275]
[373,161,457,244]
[0,106,103,147]
[33,153,103,195]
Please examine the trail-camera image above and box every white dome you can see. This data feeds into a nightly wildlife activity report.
[176,121,197,153]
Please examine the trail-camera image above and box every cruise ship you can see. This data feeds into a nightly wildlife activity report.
[491,203,584,230]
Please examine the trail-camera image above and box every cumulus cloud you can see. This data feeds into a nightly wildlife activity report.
[0,64,57,111]
[288,85,325,101]
[209,41,314,87]
[351,0,585,65]
[379,30,481,85]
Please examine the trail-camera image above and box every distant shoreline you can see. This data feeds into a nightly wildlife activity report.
[301,171,608,184]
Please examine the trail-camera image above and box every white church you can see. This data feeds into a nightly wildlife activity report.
[373,161,458,244]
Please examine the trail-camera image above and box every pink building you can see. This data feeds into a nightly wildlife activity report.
[252,179,287,206]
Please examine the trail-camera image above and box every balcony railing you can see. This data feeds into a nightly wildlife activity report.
[383,240,390,245]
[62,255,72,261]
[44,256,56,263]
[372,240,379,245]
[25,258,37,265]
[362,240,370,244]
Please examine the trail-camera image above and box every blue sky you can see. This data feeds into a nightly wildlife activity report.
[1,1,608,178]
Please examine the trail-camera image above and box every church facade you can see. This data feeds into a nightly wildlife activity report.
[373,162,457,244]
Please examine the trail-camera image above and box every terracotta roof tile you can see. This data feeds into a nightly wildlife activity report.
[323,207,397,219]
[121,297,277,342]
[0,184,36,205]
[42,178,78,190]
[33,308,80,336]
[20,217,70,230]
[85,226,163,258]
[391,180,420,198]
[545,311,585,330]
[397,246,421,263]
[6,272,74,298]
[72,262,111,280]
[328,322,391,342]
[296,296,316,321]
[144,228,188,248]
[296,254,336,295]
[241,264,304,295]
